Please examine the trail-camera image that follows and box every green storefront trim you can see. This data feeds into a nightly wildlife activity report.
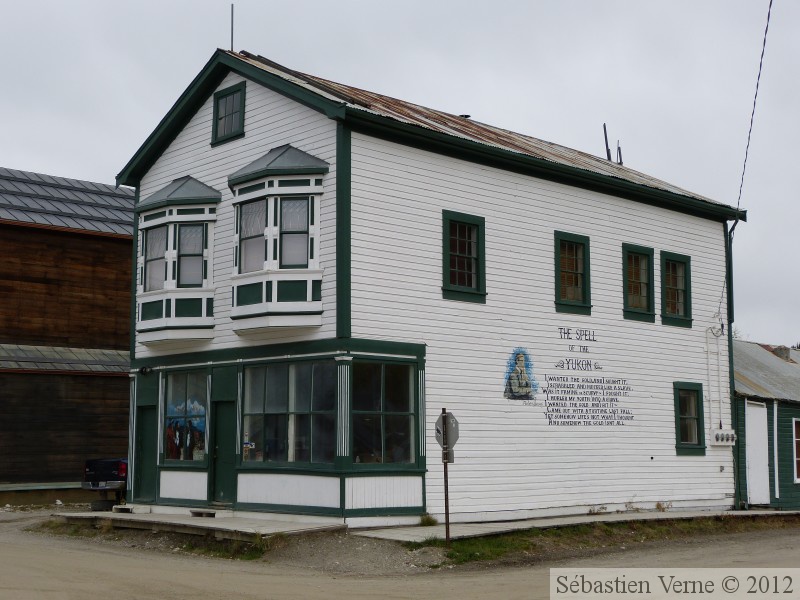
[336,122,351,338]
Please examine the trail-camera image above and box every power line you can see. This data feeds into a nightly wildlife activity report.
[735,0,773,217]
[717,0,773,320]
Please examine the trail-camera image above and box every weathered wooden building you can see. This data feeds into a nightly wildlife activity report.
[0,168,133,498]
[734,341,800,510]
[117,50,746,524]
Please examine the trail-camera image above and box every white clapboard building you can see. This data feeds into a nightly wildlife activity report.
[117,50,747,525]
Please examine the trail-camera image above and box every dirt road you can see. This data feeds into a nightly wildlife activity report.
[2,510,799,600]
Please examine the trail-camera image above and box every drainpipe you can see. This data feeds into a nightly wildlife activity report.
[725,220,743,509]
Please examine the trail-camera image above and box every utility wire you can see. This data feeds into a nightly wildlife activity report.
[735,0,773,218]
[717,0,773,320]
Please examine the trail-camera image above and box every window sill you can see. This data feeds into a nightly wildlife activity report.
[675,445,706,456]
[555,301,592,316]
[623,309,655,323]
[442,286,487,304]
[210,131,245,147]
[662,315,693,328]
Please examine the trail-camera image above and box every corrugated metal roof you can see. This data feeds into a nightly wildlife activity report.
[734,340,800,402]
[0,344,129,374]
[0,167,135,236]
[232,50,733,210]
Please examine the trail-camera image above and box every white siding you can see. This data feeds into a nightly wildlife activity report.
[345,476,424,510]
[160,471,207,501]
[238,473,339,508]
[350,132,734,520]
[136,73,338,359]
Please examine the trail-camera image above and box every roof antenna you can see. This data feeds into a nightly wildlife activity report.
[230,4,234,52]
[616,141,623,166]
[603,123,612,161]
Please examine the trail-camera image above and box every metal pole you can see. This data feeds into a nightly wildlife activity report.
[230,4,234,52]
[442,407,450,547]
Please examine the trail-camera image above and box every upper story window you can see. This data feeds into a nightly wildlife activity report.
[441,210,486,303]
[661,251,692,327]
[144,225,167,292]
[554,231,591,315]
[239,199,267,273]
[211,82,246,146]
[177,224,205,287]
[622,244,655,322]
[236,194,315,273]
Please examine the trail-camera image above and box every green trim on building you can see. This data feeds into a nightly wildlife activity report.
[336,123,352,338]
[673,381,706,456]
[441,209,487,304]
[276,280,307,302]
[660,250,693,328]
[236,282,263,306]
[174,298,203,318]
[140,300,164,321]
[211,81,246,146]
[622,243,655,323]
[131,337,426,370]
[554,230,591,315]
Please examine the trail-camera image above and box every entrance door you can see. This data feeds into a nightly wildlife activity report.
[746,401,770,505]
[134,405,157,502]
[211,401,237,504]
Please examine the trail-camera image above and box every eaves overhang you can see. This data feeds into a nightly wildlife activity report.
[340,107,748,224]
[116,50,345,188]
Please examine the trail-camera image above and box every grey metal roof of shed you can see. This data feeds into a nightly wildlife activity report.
[228,144,330,186]
[0,344,129,374]
[0,167,134,236]
[734,340,800,403]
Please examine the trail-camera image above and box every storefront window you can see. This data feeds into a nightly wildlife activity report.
[165,371,207,461]
[353,362,415,464]
[242,361,336,464]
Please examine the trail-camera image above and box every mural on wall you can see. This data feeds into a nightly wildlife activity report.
[503,347,539,400]
[542,326,635,426]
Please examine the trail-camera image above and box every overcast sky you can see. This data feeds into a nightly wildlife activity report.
[2,0,796,346]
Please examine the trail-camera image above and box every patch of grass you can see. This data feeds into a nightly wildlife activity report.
[32,519,98,538]
[419,513,438,527]
[407,515,800,566]
[180,537,265,560]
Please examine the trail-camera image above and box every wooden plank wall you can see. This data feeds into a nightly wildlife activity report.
[0,373,129,484]
[0,224,131,349]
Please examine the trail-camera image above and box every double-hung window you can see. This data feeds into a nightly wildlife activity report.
[661,251,692,327]
[177,224,205,287]
[673,382,705,455]
[239,199,267,273]
[144,225,167,292]
[554,231,591,315]
[622,244,655,322]
[280,198,310,268]
[441,210,486,303]
[211,82,245,145]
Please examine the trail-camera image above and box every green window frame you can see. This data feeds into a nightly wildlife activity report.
[164,370,208,463]
[279,197,310,269]
[352,361,416,466]
[673,382,705,456]
[241,361,337,465]
[622,244,655,322]
[176,224,205,288]
[661,251,692,327]
[143,225,167,292]
[238,199,267,273]
[442,210,486,303]
[554,231,591,315]
[211,82,246,146]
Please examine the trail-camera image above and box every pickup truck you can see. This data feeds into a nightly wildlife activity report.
[82,458,127,511]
